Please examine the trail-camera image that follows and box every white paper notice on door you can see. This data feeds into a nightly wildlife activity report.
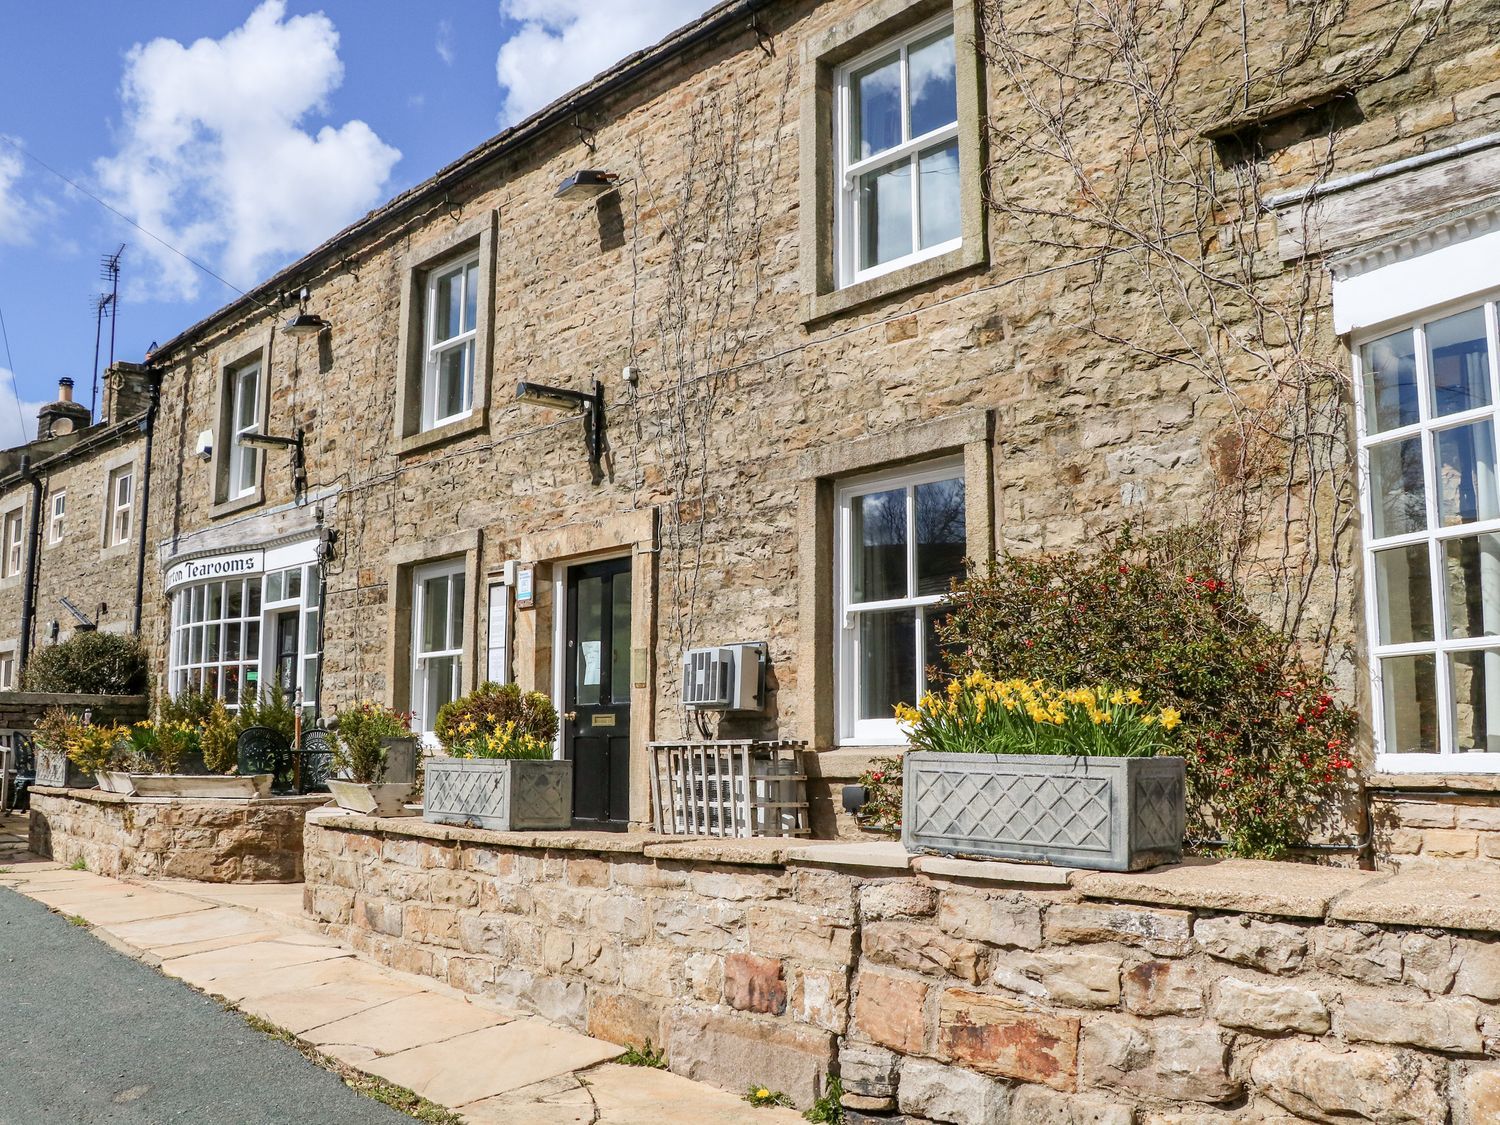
[581,640,602,686]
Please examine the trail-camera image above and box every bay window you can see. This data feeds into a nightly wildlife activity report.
[1357,296,1500,768]
[836,459,966,743]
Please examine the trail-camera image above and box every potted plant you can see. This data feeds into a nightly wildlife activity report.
[900,676,1185,871]
[32,707,98,789]
[327,702,418,816]
[126,712,272,799]
[423,682,570,831]
[60,717,135,794]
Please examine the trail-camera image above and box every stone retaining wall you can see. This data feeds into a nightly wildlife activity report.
[29,787,328,882]
[0,692,149,730]
[302,812,1500,1123]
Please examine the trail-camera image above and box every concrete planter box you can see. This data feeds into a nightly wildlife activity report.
[128,774,273,800]
[327,779,417,817]
[903,752,1185,872]
[423,757,572,831]
[96,770,135,795]
[35,748,95,790]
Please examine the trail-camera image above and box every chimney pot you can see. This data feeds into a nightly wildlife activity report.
[58,378,74,402]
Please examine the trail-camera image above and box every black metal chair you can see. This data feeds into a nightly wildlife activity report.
[296,728,337,794]
[3,734,35,812]
[236,726,293,793]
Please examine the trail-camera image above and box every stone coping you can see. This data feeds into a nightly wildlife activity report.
[33,785,332,809]
[309,809,1500,934]
[1367,772,1500,794]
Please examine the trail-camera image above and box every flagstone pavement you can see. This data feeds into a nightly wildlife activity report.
[0,827,800,1125]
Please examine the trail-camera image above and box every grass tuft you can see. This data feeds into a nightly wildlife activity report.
[68,857,87,871]
[803,1075,844,1122]
[617,1039,668,1069]
[63,913,89,927]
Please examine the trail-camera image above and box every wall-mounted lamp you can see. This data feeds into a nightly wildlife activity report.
[282,286,329,338]
[554,170,617,199]
[242,427,308,500]
[515,380,605,477]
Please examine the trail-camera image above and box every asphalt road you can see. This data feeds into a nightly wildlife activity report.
[0,886,411,1125]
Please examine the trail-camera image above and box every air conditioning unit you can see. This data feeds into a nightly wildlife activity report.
[682,642,766,711]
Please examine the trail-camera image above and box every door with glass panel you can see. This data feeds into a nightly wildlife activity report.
[564,557,632,829]
[837,461,966,744]
[412,561,466,739]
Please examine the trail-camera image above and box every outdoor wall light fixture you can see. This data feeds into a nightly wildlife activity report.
[554,169,617,199]
[515,379,606,477]
[282,286,329,338]
[241,427,308,500]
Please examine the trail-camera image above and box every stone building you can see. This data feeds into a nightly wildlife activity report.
[11,0,1500,845]
[0,369,153,687]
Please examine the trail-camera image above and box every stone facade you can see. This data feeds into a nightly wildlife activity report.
[304,814,1500,1122]
[4,0,1500,833]
[29,787,326,882]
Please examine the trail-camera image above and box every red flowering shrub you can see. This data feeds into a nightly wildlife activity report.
[935,528,1358,858]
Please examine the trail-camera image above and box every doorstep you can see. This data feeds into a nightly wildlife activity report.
[0,852,800,1123]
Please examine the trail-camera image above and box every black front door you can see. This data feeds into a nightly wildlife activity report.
[564,557,632,829]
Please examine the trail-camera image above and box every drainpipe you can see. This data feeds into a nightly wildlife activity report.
[131,369,162,635]
[17,455,43,674]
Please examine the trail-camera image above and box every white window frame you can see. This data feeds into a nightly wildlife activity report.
[0,650,13,691]
[421,256,480,432]
[106,466,133,547]
[835,456,965,745]
[1,509,22,578]
[1354,285,1500,773]
[411,559,466,741]
[833,13,961,290]
[47,490,65,545]
[229,359,261,499]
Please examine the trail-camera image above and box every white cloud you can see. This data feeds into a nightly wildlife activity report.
[495,0,714,124]
[436,19,455,65]
[95,0,401,300]
[0,368,48,450]
[0,137,44,245]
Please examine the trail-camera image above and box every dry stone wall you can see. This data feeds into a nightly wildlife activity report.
[29,788,327,882]
[304,814,1500,1123]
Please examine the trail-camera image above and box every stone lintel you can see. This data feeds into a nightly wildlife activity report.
[1076,858,1382,920]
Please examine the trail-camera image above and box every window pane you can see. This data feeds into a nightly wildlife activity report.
[423,655,459,731]
[1451,648,1500,753]
[1435,419,1499,527]
[422,575,450,655]
[1381,653,1437,753]
[305,566,321,608]
[448,574,466,650]
[852,487,908,602]
[1429,308,1490,417]
[915,477,965,594]
[851,51,901,160]
[223,667,240,706]
[435,268,461,342]
[1361,330,1419,434]
[286,567,302,600]
[205,582,223,621]
[1445,533,1500,640]
[464,262,479,332]
[1367,437,1427,538]
[918,139,960,249]
[248,579,262,617]
[246,620,260,658]
[908,29,957,137]
[921,605,955,687]
[226,581,242,620]
[858,608,917,721]
[236,368,258,429]
[265,571,283,603]
[225,622,241,661]
[859,159,913,269]
[611,572,632,704]
[1373,543,1433,644]
[437,344,469,419]
[206,622,221,662]
[575,575,604,707]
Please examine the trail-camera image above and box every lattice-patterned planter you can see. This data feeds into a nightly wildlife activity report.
[423,758,572,831]
[903,752,1184,872]
[35,747,95,790]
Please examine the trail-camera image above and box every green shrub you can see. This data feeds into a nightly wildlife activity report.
[854,755,903,833]
[935,527,1358,858]
[19,631,148,695]
[332,702,413,783]
[234,681,297,742]
[435,682,558,756]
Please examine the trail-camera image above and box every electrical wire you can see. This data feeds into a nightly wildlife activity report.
[0,134,274,310]
[0,302,27,439]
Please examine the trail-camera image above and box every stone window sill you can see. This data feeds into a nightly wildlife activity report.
[210,489,264,521]
[397,409,487,458]
[1368,772,1500,794]
[803,240,986,325]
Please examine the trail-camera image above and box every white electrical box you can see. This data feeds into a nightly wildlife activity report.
[682,642,765,711]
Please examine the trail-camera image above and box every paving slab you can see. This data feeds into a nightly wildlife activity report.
[239,976,426,1036]
[366,1020,621,1107]
[147,929,284,960]
[62,890,217,927]
[1076,857,1383,919]
[164,938,352,994]
[303,989,508,1055]
[202,952,388,1004]
[106,905,282,952]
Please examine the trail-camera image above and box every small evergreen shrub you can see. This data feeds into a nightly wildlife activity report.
[19,631,148,695]
[331,702,413,783]
[435,682,558,759]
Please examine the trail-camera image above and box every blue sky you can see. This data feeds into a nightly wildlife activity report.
[0,1,712,445]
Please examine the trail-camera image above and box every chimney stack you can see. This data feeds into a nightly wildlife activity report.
[36,378,92,440]
[57,377,74,403]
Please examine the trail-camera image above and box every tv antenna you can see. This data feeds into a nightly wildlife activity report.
[91,245,124,416]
